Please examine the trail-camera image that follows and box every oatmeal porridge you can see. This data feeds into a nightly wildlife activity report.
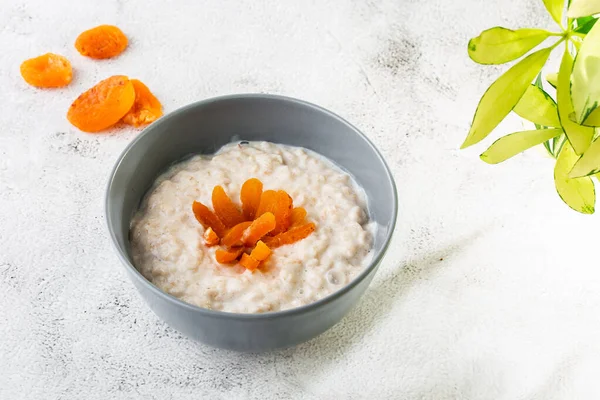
[130,141,375,313]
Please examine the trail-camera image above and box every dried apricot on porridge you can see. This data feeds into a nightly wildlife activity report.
[250,241,271,262]
[75,25,128,59]
[215,247,244,264]
[221,221,252,247]
[263,222,316,248]
[239,253,260,271]
[203,227,220,247]
[192,201,227,237]
[122,79,163,127]
[20,53,72,88]
[240,178,263,220]
[290,207,307,227]
[242,212,276,246]
[212,185,246,228]
[255,190,277,217]
[270,190,293,235]
[67,75,135,132]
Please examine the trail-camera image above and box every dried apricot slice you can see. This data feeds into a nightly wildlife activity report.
[215,247,244,264]
[20,53,72,88]
[270,190,293,235]
[122,79,163,127]
[75,25,128,59]
[192,201,227,237]
[242,212,276,246]
[250,241,271,262]
[212,185,245,228]
[221,221,252,247]
[67,75,135,132]
[239,253,260,271]
[240,178,263,220]
[290,207,307,227]
[203,227,220,247]
[255,190,277,218]
[263,222,316,248]
[255,190,292,234]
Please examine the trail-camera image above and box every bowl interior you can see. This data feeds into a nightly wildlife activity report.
[107,94,397,306]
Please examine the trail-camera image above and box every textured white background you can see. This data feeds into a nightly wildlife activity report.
[1,0,599,399]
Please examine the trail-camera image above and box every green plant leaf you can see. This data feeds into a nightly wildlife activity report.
[570,134,600,177]
[543,0,565,26]
[557,48,594,154]
[571,21,600,126]
[462,47,553,149]
[567,0,600,18]
[553,133,568,156]
[575,16,598,33]
[554,140,596,213]
[546,72,559,88]
[514,84,561,127]
[468,27,553,65]
[584,108,600,126]
[568,108,600,126]
[480,128,562,164]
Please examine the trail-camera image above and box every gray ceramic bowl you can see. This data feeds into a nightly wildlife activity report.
[105,94,397,352]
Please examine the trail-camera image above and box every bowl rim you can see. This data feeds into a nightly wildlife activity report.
[105,93,398,320]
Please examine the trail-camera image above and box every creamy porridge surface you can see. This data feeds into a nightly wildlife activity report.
[130,141,374,313]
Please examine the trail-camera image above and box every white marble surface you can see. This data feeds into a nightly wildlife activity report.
[2,0,599,398]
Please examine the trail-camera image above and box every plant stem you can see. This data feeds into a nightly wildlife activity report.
[549,37,567,51]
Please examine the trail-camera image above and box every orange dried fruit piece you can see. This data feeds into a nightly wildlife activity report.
[255,190,292,235]
[75,25,128,59]
[122,79,163,127]
[290,207,307,227]
[20,53,72,88]
[239,253,260,271]
[203,227,219,247]
[240,178,263,220]
[271,190,293,235]
[250,241,271,262]
[221,221,252,247]
[192,201,227,238]
[242,212,276,246]
[212,185,245,228]
[263,222,316,249]
[255,190,277,218]
[67,75,135,132]
[215,247,244,264]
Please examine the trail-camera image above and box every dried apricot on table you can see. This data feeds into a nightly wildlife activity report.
[263,222,316,248]
[122,79,163,127]
[212,185,245,228]
[75,25,128,59]
[203,227,220,247]
[239,253,260,271]
[215,247,244,264]
[221,221,252,247]
[250,241,271,262]
[242,212,276,246]
[67,75,135,132]
[240,178,263,220]
[192,201,227,237]
[20,53,72,88]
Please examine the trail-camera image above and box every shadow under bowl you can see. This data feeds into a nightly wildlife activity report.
[105,94,398,352]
